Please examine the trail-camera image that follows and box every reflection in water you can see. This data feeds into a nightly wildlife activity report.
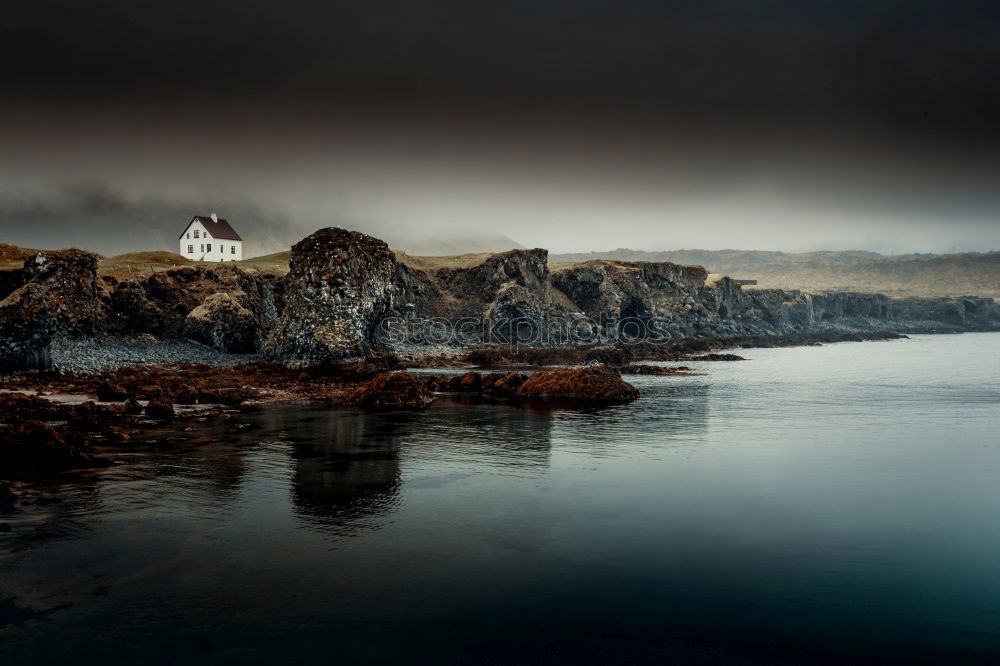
[290,410,408,536]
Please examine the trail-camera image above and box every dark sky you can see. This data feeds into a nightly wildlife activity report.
[2,1,1000,253]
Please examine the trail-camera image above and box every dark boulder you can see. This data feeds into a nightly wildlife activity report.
[123,398,144,414]
[0,284,54,372]
[22,249,103,338]
[0,421,102,476]
[173,384,200,404]
[347,372,435,410]
[183,292,258,353]
[97,381,129,402]
[144,400,175,420]
[265,228,399,361]
[690,353,746,361]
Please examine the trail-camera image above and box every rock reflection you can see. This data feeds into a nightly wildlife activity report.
[290,410,410,536]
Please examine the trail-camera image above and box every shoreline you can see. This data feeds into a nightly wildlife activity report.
[1,327,995,490]
[0,330,993,523]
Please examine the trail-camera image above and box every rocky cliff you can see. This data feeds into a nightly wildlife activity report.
[263,229,1000,360]
[0,249,103,371]
[2,231,998,367]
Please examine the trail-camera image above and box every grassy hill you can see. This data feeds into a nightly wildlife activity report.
[0,243,40,270]
[98,252,193,279]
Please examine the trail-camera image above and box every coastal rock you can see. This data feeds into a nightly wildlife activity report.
[553,260,706,326]
[348,372,435,410]
[183,292,258,353]
[0,283,54,372]
[0,421,101,476]
[516,366,641,405]
[23,249,103,338]
[0,391,68,421]
[265,228,399,361]
[197,387,255,406]
[97,381,129,402]
[690,353,746,361]
[484,372,529,397]
[144,400,175,420]
[617,364,701,375]
[173,384,199,404]
[108,265,279,347]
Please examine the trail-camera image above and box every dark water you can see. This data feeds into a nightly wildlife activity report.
[3,333,1000,664]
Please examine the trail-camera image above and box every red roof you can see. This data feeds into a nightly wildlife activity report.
[179,216,242,241]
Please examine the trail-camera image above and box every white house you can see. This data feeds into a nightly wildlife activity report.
[178,214,243,262]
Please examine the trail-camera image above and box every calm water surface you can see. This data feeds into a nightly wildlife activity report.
[3,333,1000,664]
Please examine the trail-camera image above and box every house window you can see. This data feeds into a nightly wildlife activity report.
[231,245,236,254]
[186,232,190,239]
[187,245,194,253]
[200,244,204,253]
[194,230,200,238]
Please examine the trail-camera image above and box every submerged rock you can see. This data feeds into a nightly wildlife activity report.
[690,353,746,361]
[516,366,641,405]
[617,364,701,375]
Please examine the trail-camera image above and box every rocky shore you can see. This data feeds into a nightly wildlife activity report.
[2,226,998,485]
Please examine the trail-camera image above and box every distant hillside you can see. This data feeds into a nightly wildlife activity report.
[376,232,525,256]
[550,249,1000,298]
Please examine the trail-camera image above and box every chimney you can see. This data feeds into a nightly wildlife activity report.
[210,212,218,223]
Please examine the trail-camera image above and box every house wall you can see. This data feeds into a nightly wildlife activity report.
[179,219,243,262]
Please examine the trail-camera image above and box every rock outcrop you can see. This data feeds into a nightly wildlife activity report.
[107,265,280,350]
[0,284,54,372]
[183,292,258,353]
[0,249,103,371]
[23,250,103,337]
[265,228,399,361]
